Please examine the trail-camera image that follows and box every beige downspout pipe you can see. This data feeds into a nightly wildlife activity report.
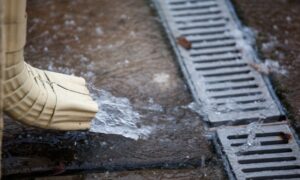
[0,0,5,177]
[3,0,98,130]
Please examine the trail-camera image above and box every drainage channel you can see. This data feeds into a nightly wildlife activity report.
[152,0,284,126]
[152,0,300,180]
[216,124,300,180]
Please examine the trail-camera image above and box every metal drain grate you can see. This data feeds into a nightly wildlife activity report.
[153,0,284,125]
[216,124,300,180]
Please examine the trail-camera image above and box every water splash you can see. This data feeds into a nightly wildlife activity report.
[139,98,164,112]
[213,99,242,115]
[238,122,262,153]
[186,102,203,116]
[186,100,242,117]
[264,59,288,76]
[89,89,153,140]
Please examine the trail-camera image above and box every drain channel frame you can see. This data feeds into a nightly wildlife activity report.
[152,0,286,126]
[215,123,300,180]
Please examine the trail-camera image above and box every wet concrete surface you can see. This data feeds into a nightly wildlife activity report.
[232,0,300,135]
[36,167,225,180]
[2,0,225,179]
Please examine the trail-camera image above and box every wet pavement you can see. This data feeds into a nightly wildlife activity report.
[36,167,225,180]
[232,0,300,135]
[2,0,225,179]
[5,0,300,179]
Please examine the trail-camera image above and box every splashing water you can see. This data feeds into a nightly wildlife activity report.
[186,102,203,115]
[140,98,164,112]
[238,122,262,152]
[89,89,153,140]
[186,100,241,117]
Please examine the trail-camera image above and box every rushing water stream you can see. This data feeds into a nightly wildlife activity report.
[89,87,153,140]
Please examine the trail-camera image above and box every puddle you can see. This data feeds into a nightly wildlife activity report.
[89,88,153,140]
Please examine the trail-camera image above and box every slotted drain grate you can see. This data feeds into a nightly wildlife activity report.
[152,0,284,125]
[216,124,300,180]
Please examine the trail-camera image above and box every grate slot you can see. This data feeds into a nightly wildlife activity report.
[210,92,262,100]
[216,99,267,106]
[230,138,286,145]
[169,0,217,5]
[204,74,255,84]
[216,124,300,180]
[243,165,300,173]
[179,23,226,31]
[195,62,247,71]
[192,53,241,63]
[170,3,218,11]
[209,94,266,104]
[206,80,259,89]
[200,66,250,76]
[172,8,221,17]
[207,85,259,92]
[215,102,270,111]
[180,27,228,36]
[237,148,293,156]
[186,33,233,43]
[238,156,297,165]
[194,58,241,65]
[230,138,292,147]
[177,18,227,29]
[216,103,268,111]
[190,46,238,56]
[245,170,300,180]
[237,152,297,161]
[191,50,239,57]
[192,40,236,50]
[227,132,285,139]
[228,133,293,144]
[233,140,290,147]
[175,15,225,24]
[246,174,300,180]
[229,134,287,142]
[169,1,217,7]
[208,86,260,95]
[208,110,280,124]
[240,161,300,171]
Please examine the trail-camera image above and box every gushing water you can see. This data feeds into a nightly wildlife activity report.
[89,88,153,140]
[238,122,262,152]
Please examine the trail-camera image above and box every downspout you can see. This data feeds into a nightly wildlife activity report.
[0,0,5,177]
[3,0,98,131]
